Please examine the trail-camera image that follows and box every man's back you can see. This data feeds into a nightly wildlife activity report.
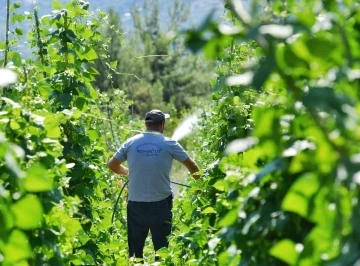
[114,131,189,202]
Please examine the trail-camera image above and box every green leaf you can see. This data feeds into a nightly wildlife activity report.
[38,84,53,99]
[44,116,62,139]
[156,247,169,259]
[16,14,25,23]
[12,52,22,67]
[306,37,335,59]
[110,61,118,69]
[201,206,216,214]
[218,209,237,227]
[24,164,53,192]
[10,120,20,130]
[213,179,226,191]
[4,230,32,263]
[77,84,90,97]
[15,28,23,35]
[58,93,73,106]
[0,198,14,231]
[80,47,98,61]
[282,191,309,218]
[87,67,99,75]
[193,231,208,247]
[282,174,320,219]
[52,0,62,10]
[269,239,299,265]
[88,129,99,141]
[75,97,87,110]
[87,84,98,99]
[11,194,43,230]
[0,41,6,50]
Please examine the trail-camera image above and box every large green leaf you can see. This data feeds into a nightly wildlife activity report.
[0,198,14,231]
[269,239,299,265]
[4,229,32,263]
[24,164,53,192]
[282,174,319,219]
[11,194,43,230]
[44,113,65,139]
[52,0,62,10]
[12,52,22,67]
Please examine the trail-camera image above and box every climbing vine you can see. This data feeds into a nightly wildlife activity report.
[165,0,360,265]
[0,1,133,265]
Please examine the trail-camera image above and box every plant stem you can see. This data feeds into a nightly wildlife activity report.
[4,0,10,67]
[34,10,47,78]
[106,102,116,143]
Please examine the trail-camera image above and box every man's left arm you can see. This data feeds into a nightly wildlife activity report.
[107,157,129,176]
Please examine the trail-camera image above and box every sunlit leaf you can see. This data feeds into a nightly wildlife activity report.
[24,164,53,192]
[269,239,299,265]
[52,0,62,10]
[4,230,32,263]
[218,209,238,227]
[201,206,216,214]
[12,52,22,67]
[282,174,320,218]
[11,194,43,229]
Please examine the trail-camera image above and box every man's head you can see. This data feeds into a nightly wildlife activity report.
[144,109,170,133]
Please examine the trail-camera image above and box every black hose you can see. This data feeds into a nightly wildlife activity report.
[170,181,191,188]
[111,180,190,224]
[111,179,129,224]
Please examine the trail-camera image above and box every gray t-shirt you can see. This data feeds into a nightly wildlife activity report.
[114,130,189,202]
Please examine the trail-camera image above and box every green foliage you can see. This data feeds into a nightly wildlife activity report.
[2,0,360,265]
[166,0,360,265]
[1,1,134,264]
[94,0,212,117]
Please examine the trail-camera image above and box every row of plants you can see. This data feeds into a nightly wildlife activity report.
[0,1,138,265]
[163,0,360,265]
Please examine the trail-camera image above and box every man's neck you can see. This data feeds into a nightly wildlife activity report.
[144,129,162,134]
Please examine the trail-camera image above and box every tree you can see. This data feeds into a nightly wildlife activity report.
[93,0,212,117]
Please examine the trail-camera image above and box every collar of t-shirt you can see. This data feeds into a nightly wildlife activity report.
[143,130,162,135]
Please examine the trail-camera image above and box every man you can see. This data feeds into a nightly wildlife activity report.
[107,109,200,262]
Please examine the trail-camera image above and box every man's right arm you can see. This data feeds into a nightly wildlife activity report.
[182,158,200,180]
[107,157,129,176]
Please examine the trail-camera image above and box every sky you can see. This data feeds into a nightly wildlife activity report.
[0,0,224,31]
[0,0,224,57]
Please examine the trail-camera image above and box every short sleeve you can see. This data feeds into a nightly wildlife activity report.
[114,141,129,161]
[167,139,189,162]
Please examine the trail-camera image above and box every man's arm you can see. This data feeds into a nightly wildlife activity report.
[182,157,200,180]
[107,157,129,176]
